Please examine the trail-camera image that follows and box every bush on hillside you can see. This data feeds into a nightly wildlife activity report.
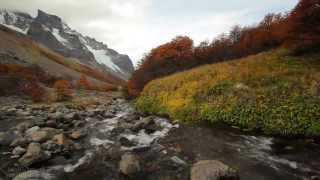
[19,81,46,102]
[77,74,92,90]
[135,50,320,137]
[53,80,73,101]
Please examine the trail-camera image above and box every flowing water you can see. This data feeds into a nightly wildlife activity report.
[60,99,320,180]
[165,123,320,180]
[3,98,318,180]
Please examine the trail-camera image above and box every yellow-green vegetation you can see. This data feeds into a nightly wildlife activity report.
[136,49,320,137]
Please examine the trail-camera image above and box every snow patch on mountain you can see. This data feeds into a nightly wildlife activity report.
[52,28,70,46]
[2,24,28,34]
[85,45,123,73]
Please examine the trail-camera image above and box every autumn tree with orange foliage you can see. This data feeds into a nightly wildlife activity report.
[128,0,319,97]
[53,80,73,101]
[286,0,320,54]
[128,36,194,96]
[78,74,91,90]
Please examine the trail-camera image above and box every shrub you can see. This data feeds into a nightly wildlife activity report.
[53,80,73,101]
[78,74,91,90]
[19,81,46,102]
[136,49,320,137]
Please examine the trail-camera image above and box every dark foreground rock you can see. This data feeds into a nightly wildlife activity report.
[119,153,141,176]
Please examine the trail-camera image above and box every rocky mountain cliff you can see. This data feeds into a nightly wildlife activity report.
[0,9,134,80]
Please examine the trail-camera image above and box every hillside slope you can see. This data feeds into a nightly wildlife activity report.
[0,25,125,86]
[136,49,320,137]
[0,9,134,80]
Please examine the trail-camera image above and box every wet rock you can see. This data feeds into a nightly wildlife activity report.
[13,170,57,180]
[103,112,115,119]
[16,110,30,116]
[12,146,26,156]
[18,143,50,166]
[16,121,34,132]
[33,118,46,127]
[10,137,29,147]
[25,126,40,136]
[119,153,141,176]
[119,136,135,147]
[106,144,123,160]
[46,120,58,128]
[53,134,72,147]
[49,112,64,120]
[30,130,49,142]
[41,140,60,152]
[69,130,86,140]
[87,109,103,117]
[133,116,155,132]
[30,128,60,142]
[64,112,81,120]
[73,120,85,128]
[0,131,18,146]
[191,160,239,180]
[170,156,187,166]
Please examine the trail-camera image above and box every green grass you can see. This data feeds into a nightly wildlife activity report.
[135,48,320,137]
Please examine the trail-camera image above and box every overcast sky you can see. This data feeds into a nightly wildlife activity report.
[1,0,298,64]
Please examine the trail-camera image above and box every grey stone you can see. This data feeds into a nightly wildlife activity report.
[171,156,187,166]
[16,122,34,132]
[0,131,18,146]
[13,170,57,180]
[12,146,26,156]
[191,160,239,180]
[18,143,50,166]
[119,153,141,176]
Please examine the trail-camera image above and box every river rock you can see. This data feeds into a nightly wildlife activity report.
[31,130,49,142]
[104,112,115,119]
[53,134,71,147]
[25,126,40,136]
[107,144,123,160]
[133,116,154,132]
[13,170,57,180]
[171,156,187,166]
[10,137,29,147]
[191,160,239,180]
[49,112,64,120]
[41,140,60,152]
[119,136,135,147]
[46,120,58,128]
[30,128,60,142]
[16,121,34,132]
[0,131,18,146]
[69,130,85,140]
[12,146,26,156]
[18,143,49,166]
[119,153,141,176]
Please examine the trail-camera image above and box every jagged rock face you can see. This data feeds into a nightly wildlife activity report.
[0,9,134,80]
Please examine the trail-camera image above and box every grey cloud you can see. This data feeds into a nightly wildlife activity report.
[0,0,298,64]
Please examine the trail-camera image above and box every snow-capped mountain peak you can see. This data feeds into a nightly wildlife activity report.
[0,9,134,80]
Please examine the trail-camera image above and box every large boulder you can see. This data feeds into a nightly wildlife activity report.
[119,153,141,176]
[18,143,50,166]
[191,160,239,180]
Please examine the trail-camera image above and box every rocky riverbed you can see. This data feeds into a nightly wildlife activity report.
[1,91,237,180]
[0,91,319,180]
